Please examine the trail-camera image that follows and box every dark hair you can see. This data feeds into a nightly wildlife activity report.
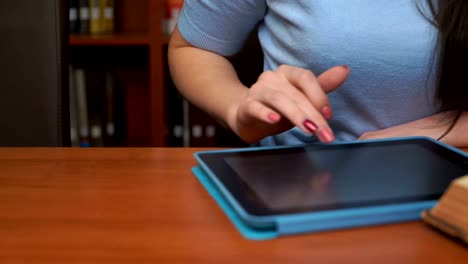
[426,0,468,111]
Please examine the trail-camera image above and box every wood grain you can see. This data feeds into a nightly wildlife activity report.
[0,148,467,264]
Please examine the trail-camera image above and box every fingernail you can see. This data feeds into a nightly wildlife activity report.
[321,105,333,120]
[341,65,350,71]
[303,119,317,132]
[268,112,280,122]
[318,127,334,143]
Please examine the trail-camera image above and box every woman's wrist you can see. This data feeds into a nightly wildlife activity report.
[225,87,249,135]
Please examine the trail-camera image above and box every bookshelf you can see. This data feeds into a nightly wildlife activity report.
[69,0,254,148]
[69,0,169,146]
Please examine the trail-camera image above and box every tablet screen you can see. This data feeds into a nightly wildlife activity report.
[198,138,468,216]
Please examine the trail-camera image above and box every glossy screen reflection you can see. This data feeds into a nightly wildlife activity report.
[224,143,467,213]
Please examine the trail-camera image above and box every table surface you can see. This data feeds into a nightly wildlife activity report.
[0,147,467,263]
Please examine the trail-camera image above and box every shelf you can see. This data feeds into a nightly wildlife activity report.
[70,33,150,46]
[70,33,171,47]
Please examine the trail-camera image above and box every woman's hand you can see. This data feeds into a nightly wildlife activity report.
[228,65,350,144]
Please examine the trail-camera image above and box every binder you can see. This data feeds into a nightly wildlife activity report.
[79,0,90,34]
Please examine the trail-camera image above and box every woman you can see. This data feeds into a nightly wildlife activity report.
[168,0,468,147]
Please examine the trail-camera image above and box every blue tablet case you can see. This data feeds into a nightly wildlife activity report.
[193,166,278,240]
[192,137,468,240]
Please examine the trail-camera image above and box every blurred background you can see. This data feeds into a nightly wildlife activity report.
[0,0,262,147]
[68,0,262,148]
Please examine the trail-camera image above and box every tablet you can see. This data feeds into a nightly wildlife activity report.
[194,137,468,231]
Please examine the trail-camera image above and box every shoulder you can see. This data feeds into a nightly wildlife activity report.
[178,0,267,56]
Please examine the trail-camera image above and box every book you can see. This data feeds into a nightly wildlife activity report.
[104,71,116,146]
[112,78,126,146]
[89,0,102,34]
[165,90,185,147]
[182,98,190,147]
[101,0,114,33]
[187,103,217,147]
[90,124,104,147]
[422,175,468,244]
[73,68,90,147]
[70,0,80,34]
[85,66,107,147]
[188,103,203,147]
[204,124,217,147]
[79,0,90,34]
[69,65,80,147]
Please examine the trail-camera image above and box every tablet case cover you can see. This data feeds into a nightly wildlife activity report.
[193,165,438,240]
[192,137,467,240]
[193,166,278,240]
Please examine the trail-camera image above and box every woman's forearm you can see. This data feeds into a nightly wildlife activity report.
[359,111,468,148]
[168,27,248,131]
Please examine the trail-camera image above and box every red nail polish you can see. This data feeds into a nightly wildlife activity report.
[319,128,334,143]
[268,112,280,122]
[303,119,318,132]
[321,105,333,120]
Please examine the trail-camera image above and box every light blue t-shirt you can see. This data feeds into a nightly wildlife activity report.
[178,0,440,146]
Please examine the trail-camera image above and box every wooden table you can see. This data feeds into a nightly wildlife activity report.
[0,148,467,263]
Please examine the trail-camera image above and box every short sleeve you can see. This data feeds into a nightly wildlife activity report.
[177,0,267,56]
